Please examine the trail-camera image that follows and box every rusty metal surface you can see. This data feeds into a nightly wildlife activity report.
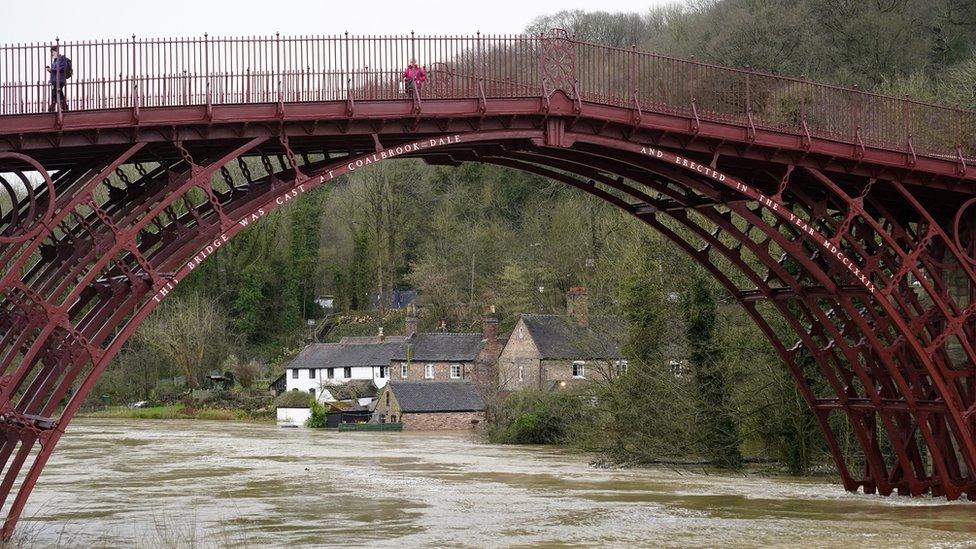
[0,30,974,539]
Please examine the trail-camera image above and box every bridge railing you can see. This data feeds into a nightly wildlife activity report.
[574,38,976,160]
[1,32,974,160]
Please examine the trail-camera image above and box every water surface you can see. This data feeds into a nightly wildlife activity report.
[17,419,976,547]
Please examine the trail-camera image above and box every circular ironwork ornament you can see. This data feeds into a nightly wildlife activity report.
[0,153,56,244]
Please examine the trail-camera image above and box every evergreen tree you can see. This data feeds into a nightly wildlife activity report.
[684,275,743,469]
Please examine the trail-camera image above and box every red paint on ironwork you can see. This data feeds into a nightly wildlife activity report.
[0,30,974,540]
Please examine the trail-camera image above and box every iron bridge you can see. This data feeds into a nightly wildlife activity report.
[0,30,975,537]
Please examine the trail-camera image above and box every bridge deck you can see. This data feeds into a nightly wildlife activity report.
[1,31,974,168]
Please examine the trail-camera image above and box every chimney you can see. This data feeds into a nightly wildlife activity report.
[378,326,385,342]
[483,305,499,343]
[566,286,588,326]
[405,306,418,338]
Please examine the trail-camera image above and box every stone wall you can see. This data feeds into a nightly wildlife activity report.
[497,318,541,391]
[390,360,473,382]
[372,385,401,421]
[402,411,485,431]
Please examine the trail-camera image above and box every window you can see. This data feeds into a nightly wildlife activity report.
[517,327,524,340]
[518,366,524,382]
[379,366,387,379]
[385,391,390,406]
[327,368,334,380]
[309,388,316,396]
[308,368,315,379]
[450,364,461,379]
[401,363,408,378]
[615,360,628,376]
[425,364,434,379]
[291,369,298,379]
[572,361,585,379]
[343,367,352,378]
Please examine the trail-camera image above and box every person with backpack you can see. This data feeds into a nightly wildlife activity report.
[402,59,426,97]
[46,45,71,112]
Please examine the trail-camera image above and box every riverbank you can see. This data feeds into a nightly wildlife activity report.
[79,405,272,422]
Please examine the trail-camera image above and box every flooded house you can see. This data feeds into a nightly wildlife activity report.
[372,381,486,430]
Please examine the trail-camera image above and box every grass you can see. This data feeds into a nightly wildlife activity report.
[80,405,248,421]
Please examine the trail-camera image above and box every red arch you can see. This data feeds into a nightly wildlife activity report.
[0,102,974,536]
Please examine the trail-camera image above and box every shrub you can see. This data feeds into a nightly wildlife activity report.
[305,400,328,428]
[231,360,262,389]
[151,379,185,404]
[489,390,590,445]
[275,390,313,408]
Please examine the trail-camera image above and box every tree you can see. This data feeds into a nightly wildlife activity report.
[230,359,262,389]
[684,275,743,468]
[136,293,232,389]
[232,263,269,342]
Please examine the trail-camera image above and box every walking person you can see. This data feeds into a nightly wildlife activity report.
[402,59,426,96]
[46,45,71,112]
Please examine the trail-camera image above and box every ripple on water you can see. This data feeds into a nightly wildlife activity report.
[15,418,976,548]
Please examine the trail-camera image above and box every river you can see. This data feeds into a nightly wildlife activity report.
[13,419,976,547]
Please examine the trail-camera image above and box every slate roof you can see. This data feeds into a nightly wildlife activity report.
[288,340,406,369]
[339,336,408,345]
[392,333,486,362]
[519,314,625,360]
[388,381,486,413]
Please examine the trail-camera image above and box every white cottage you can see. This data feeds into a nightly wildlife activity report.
[284,336,407,400]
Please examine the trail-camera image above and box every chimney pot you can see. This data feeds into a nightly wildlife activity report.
[483,308,499,342]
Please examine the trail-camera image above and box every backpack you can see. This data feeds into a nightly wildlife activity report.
[64,57,73,80]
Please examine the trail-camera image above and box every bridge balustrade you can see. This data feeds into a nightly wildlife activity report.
[1,32,973,160]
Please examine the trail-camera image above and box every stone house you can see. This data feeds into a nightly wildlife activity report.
[497,287,628,392]
[390,311,505,386]
[372,381,486,430]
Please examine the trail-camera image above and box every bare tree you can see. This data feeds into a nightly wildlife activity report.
[136,293,230,389]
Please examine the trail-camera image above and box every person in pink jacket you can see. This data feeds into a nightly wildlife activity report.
[402,59,426,96]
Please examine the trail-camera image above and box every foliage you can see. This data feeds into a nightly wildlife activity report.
[684,275,743,469]
[151,378,186,404]
[305,400,328,428]
[81,405,246,421]
[135,293,231,389]
[489,391,593,444]
[275,391,313,408]
[226,357,262,389]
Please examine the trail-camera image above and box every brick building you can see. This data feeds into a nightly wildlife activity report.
[373,381,486,430]
[497,287,627,392]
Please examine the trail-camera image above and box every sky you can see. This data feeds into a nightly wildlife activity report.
[1,0,675,44]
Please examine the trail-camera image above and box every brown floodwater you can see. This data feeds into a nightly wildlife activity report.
[12,419,976,547]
